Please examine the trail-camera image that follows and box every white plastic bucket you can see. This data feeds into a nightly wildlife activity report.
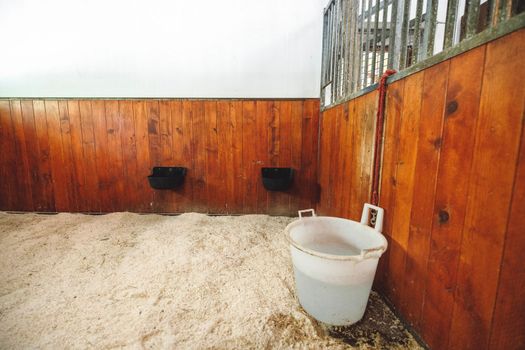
[285,203,388,326]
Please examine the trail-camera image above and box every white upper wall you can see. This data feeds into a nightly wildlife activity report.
[0,0,326,98]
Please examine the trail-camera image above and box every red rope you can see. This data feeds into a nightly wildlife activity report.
[371,69,396,206]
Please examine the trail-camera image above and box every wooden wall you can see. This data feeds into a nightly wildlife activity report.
[0,99,319,215]
[317,90,377,220]
[318,29,525,350]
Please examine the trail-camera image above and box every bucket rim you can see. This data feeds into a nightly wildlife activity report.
[284,216,388,261]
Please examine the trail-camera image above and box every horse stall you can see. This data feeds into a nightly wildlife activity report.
[1,0,524,349]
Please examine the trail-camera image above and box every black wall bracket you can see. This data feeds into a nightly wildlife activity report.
[261,167,294,191]
[148,167,187,190]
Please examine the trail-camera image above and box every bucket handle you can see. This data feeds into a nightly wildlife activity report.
[360,203,384,233]
[298,209,316,219]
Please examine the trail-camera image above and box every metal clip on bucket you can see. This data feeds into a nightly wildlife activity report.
[298,209,316,218]
[359,203,386,259]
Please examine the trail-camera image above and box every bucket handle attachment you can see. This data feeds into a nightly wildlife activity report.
[360,203,384,233]
[298,209,316,219]
[361,246,386,259]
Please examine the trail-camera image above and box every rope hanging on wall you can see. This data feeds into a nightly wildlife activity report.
[371,69,397,206]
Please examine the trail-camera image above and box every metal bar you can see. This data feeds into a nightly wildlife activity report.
[336,0,343,102]
[364,0,373,86]
[390,0,403,69]
[343,0,352,96]
[444,0,459,48]
[337,0,345,101]
[320,11,329,105]
[332,1,338,102]
[411,0,424,64]
[378,0,389,75]
[321,12,328,87]
[490,0,501,26]
[340,0,347,100]
[332,1,340,103]
[371,0,381,83]
[362,0,393,19]
[500,0,511,22]
[323,8,330,85]
[422,0,438,58]
[399,0,411,69]
[322,10,525,111]
[341,0,347,97]
[493,0,511,24]
[328,4,335,96]
[351,0,361,92]
[490,0,512,27]
[466,0,481,38]
[357,0,366,89]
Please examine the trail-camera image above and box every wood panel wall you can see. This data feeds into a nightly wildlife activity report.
[317,29,525,350]
[317,90,377,220]
[0,99,319,215]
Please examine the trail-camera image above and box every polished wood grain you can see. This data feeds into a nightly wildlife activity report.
[0,99,319,216]
[318,29,524,350]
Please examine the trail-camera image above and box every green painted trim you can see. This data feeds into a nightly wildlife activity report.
[320,83,377,111]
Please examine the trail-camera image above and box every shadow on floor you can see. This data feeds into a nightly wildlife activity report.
[326,291,426,349]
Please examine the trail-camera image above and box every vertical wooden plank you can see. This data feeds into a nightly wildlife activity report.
[8,100,34,211]
[0,101,15,209]
[489,120,525,350]
[387,71,424,310]
[358,92,377,213]
[119,100,139,211]
[21,101,45,210]
[317,107,333,214]
[229,101,244,213]
[190,100,207,212]
[402,60,449,328]
[375,79,405,295]
[44,100,71,212]
[104,101,125,212]
[147,100,161,167]
[420,46,485,350]
[172,100,194,212]
[340,100,356,219]
[300,99,320,210]
[91,100,113,212]
[154,100,173,212]
[348,96,364,220]
[32,100,55,211]
[146,100,161,212]
[255,101,270,214]
[289,100,304,214]
[78,101,100,212]
[449,30,525,350]
[159,101,174,168]
[275,100,293,216]
[57,101,79,212]
[267,101,284,215]
[0,100,15,210]
[325,105,338,214]
[218,101,231,213]
[328,103,341,215]
[66,101,88,211]
[207,100,222,213]
[330,103,345,216]
[242,100,257,214]
[133,101,153,212]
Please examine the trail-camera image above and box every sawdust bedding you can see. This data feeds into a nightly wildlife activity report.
[0,212,422,349]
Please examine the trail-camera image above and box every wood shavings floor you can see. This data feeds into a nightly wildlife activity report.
[0,212,423,349]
